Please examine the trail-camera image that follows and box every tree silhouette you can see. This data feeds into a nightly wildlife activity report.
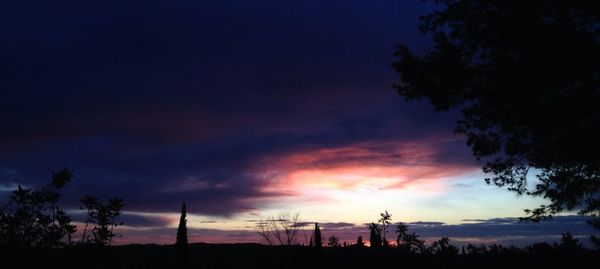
[368,222,382,248]
[399,232,426,254]
[80,196,125,246]
[0,167,76,247]
[256,211,301,245]
[176,202,188,247]
[429,237,459,255]
[554,231,582,251]
[378,210,392,246]
[79,195,99,244]
[395,223,407,247]
[356,235,365,247]
[313,222,322,248]
[396,223,425,253]
[327,235,340,247]
[393,0,600,224]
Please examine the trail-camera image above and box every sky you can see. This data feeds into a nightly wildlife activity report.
[0,0,594,246]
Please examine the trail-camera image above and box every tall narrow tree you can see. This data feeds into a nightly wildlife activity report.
[313,222,322,248]
[369,223,382,248]
[176,202,188,246]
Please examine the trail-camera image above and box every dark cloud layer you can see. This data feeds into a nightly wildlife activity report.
[0,0,470,217]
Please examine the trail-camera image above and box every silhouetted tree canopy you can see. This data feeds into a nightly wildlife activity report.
[429,237,459,255]
[80,195,99,244]
[80,196,125,246]
[395,223,408,247]
[0,167,76,247]
[393,0,600,223]
[176,202,188,247]
[378,210,392,246]
[327,235,340,247]
[554,231,582,251]
[396,223,425,253]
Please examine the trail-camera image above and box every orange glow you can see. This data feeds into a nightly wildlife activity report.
[254,138,477,199]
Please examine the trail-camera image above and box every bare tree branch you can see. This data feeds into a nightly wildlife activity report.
[256,211,301,245]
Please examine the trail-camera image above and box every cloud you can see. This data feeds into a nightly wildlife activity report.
[70,211,175,228]
[118,213,174,227]
[461,217,520,224]
[0,130,476,217]
[319,222,357,229]
[407,221,445,226]
[0,0,466,218]
[0,182,20,192]
[253,137,478,203]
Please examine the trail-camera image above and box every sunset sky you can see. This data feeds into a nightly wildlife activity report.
[0,0,593,246]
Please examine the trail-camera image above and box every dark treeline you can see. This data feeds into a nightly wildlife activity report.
[2,242,597,269]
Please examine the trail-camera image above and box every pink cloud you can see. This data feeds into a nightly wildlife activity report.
[252,137,479,199]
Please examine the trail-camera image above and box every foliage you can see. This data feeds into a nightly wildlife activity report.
[80,195,98,245]
[327,235,340,247]
[429,237,458,255]
[393,0,600,223]
[80,195,125,246]
[176,202,188,246]
[395,222,407,247]
[398,232,426,253]
[256,211,301,245]
[378,210,392,246]
[554,232,582,251]
[0,167,77,247]
[396,223,425,253]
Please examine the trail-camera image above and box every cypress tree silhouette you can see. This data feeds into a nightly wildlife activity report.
[356,235,365,247]
[313,222,322,248]
[176,202,188,246]
[369,223,382,248]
